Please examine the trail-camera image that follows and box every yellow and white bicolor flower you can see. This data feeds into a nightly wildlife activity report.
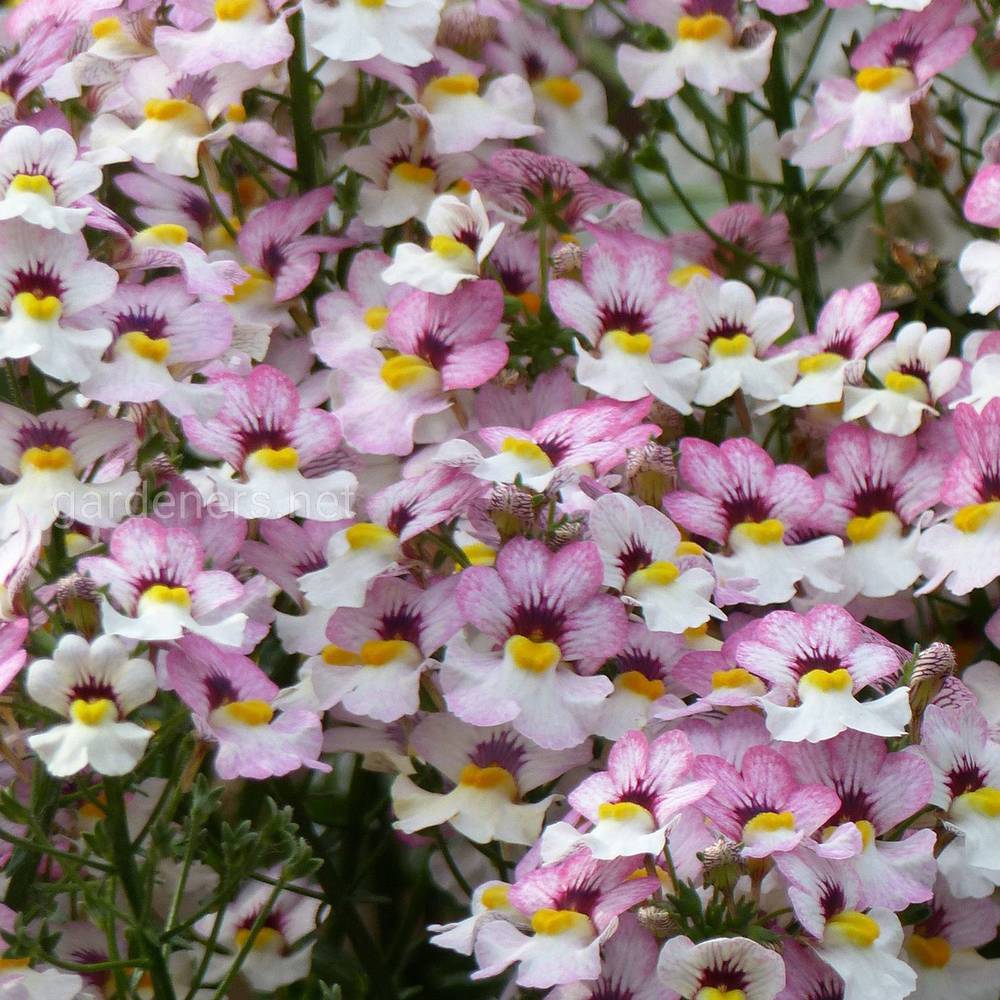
[816,909,917,1000]
[298,523,401,611]
[26,634,157,777]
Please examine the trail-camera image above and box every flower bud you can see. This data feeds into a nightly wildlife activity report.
[636,904,677,938]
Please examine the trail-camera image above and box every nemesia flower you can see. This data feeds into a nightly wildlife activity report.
[0,619,28,693]
[182,364,357,520]
[732,605,910,742]
[167,636,328,780]
[0,125,101,233]
[392,714,590,845]
[0,405,138,539]
[657,934,786,1000]
[382,190,504,294]
[441,538,627,749]
[26,634,157,777]
[0,221,116,380]
[549,231,701,413]
[589,492,723,633]
[79,516,249,647]
[472,851,658,989]
[540,728,713,861]
[429,881,528,957]
[669,201,791,274]
[842,322,962,435]
[665,437,843,604]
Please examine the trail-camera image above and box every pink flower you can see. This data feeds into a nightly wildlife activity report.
[0,618,28,694]
[167,635,327,781]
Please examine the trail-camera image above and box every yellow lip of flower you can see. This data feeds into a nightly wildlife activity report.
[800,667,853,693]
[696,989,747,1000]
[906,934,951,969]
[248,446,299,472]
[13,291,61,322]
[214,0,258,20]
[606,329,653,355]
[321,643,362,666]
[855,65,914,93]
[597,801,653,824]
[0,957,30,971]
[345,522,398,550]
[731,518,784,546]
[619,670,665,700]
[9,173,55,201]
[459,763,518,799]
[234,926,285,952]
[142,583,192,608]
[122,330,171,363]
[676,541,704,557]
[628,560,680,589]
[425,74,480,100]
[391,162,436,186]
[530,908,591,936]
[364,305,390,331]
[20,445,74,473]
[845,510,898,545]
[507,634,562,673]
[70,697,116,726]
[883,370,928,399]
[429,234,476,261]
[91,15,121,38]
[480,885,510,910]
[825,910,881,948]
[537,76,583,107]
[359,638,417,667]
[953,501,1000,534]
[710,332,754,358]
[461,542,496,566]
[711,667,765,692]
[380,353,438,391]
[518,291,541,315]
[953,786,1000,817]
[136,222,189,246]
[143,99,207,133]
[743,810,795,839]
[225,267,273,303]
[670,264,712,287]
[853,819,876,849]
[357,0,386,8]
[798,351,844,375]
[221,699,274,726]
[676,13,733,43]
[500,436,553,469]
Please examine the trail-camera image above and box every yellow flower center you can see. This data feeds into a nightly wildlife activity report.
[70,698,116,726]
[143,99,205,128]
[696,990,746,1000]
[845,510,898,544]
[122,330,171,363]
[731,519,784,545]
[321,644,362,666]
[380,353,437,390]
[215,0,256,18]
[906,934,951,969]
[670,264,712,287]
[357,0,386,7]
[798,352,844,374]
[429,234,475,260]
[91,16,121,38]
[138,222,188,245]
[953,786,1000,817]
[9,173,54,200]
[676,541,704,556]
[711,667,764,691]
[710,332,753,357]
[500,436,553,468]
[629,560,680,588]
[619,671,665,700]
[530,908,591,936]
[826,911,881,948]
[677,13,733,43]
[480,885,510,910]
[855,66,913,92]
[364,306,390,330]
[248,446,299,471]
[953,501,1000,534]
[800,668,853,693]
[537,76,583,107]
[14,291,61,322]
[459,763,517,799]
[141,584,192,607]
[221,699,274,726]
[597,801,652,823]
[345,522,397,549]
[20,445,73,473]
[743,811,795,838]
[360,638,418,666]
[507,635,561,673]
[391,162,436,185]
[0,957,30,971]
[462,542,496,566]
[234,926,284,952]
[225,269,273,303]
[855,819,876,849]
[607,329,653,355]
[425,74,480,98]
[883,370,927,399]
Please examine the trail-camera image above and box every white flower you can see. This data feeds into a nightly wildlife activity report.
[959,239,1000,314]
[27,634,157,777]
[298,523,401,611]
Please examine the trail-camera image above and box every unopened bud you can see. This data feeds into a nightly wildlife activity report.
[550,242,585,276]
[437,5,496,55]
[699,837,745,891]
[55,574,101,637]
[625,442,676,508]
[911,642,956,683]
[550,519,585,549]
[636,904,677,938]
[55,573,98,605]
[488,483,535,521]
[647,402,685,440]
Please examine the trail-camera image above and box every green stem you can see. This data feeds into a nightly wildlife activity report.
[103,778,177,1000]
[288,11,319,192]
[725,96,749,202]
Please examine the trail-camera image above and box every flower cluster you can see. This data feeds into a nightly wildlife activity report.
[0,0,998,996]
